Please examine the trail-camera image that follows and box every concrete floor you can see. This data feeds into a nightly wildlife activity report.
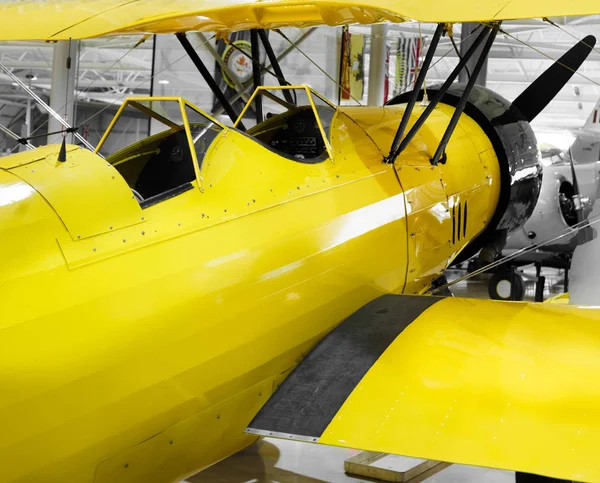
[184,265,567,483]
[185,438,515,482]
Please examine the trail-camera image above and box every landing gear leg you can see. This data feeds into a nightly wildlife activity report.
[534,262,546,303]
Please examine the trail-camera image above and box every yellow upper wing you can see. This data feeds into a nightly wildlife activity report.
[1,0,599,41]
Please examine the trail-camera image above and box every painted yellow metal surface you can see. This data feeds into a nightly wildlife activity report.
[10,146,143,240]
[343,103,500,293]
[0,90,412,482]
[0,0,599,40]
[0,86,524,482]
[320,297,600,482]
[547,293,570,304]
[0,144,79,170]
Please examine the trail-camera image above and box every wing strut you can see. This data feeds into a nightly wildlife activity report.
[175,32,246,130]
[257,30,296,106]
[430,24,498,165]
[250,30,264,124]
[386,23,496,165]
[387,23,444,162]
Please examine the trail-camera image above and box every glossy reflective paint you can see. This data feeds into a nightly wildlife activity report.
[0,93,500,482]
[344,103,500,292]
[11,147,143,240]
[320,297,600,482]
[1,0,600,40]
[388,85,543,264]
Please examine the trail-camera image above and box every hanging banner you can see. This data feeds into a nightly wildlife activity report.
[395,36,422,96]
[384,43,391,104]
[340,30,365,102]
[212,31,267,117]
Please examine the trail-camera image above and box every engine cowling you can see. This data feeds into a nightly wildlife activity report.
[388,84,543,263]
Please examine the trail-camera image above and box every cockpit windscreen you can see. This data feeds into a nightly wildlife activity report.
[236,88,336,163]
[97,100,222,207]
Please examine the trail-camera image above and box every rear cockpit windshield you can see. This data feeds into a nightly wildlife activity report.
[234,87,336,163]
[96,99,222,207]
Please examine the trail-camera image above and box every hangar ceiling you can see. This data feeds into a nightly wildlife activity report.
[0,17,598,151]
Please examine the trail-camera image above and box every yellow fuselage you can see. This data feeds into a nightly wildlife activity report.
[0,102,499,482]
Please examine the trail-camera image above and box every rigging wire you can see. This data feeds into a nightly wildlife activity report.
[76,34,217,133]
[224,38,290,88]
[9,35,208,153]
[275,28,365,106]
[14,26,483,151]
[542,17,600,57]
[391,25,483,100]
[449,36,471,81]
[429,212,600,294]
[426,21,600,288]
[212,28,318,117]
[496,24,600,89]
[61,38,73,143]
[24,35,151,144]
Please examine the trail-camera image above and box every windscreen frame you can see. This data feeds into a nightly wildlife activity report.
[95,96,227,193]
[234,85,336,161]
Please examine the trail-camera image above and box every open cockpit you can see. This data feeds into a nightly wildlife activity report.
[234,86,336,163]
[96,87,338,208]
[96,98,223,208]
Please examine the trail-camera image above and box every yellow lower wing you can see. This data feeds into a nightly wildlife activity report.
[248,295,600,482]
[0,0,600,40]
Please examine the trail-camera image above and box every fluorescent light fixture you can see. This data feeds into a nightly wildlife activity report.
[158,79,170,85]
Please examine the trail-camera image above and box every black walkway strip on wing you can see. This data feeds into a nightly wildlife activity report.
[246,295,444,441]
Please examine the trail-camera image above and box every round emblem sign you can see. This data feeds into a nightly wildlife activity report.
[222,40,253,89]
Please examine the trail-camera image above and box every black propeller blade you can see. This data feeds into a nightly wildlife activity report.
[512,35,596,122]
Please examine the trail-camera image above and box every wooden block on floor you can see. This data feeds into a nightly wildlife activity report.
[344,451,451,483]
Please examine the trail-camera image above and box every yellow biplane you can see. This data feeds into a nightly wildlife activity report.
[2,1,600,483]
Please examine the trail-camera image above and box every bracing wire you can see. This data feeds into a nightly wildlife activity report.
[420,21,600,290]
[430,211,600,294]
[24,35,151,143]
[10,34,214,153]
[391,25,482,101]
[76,34,217,131]
[542,17,600,57]
[275,28,365,106]
[449,35,471,81]
[15,26,484,151]
[495,24,600,89]
[224,39,290,88]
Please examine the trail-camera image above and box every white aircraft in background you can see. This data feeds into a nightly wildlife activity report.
[571,99,600,164]
[483,101,600,300]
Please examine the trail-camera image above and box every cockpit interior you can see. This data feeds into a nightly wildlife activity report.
[97,99,222,208]
[237,87,335,163]
[96,88,336,208]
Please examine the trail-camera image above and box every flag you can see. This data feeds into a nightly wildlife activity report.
[395,36,422,96]
[384,43,390,104]
[340,29,365,102]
